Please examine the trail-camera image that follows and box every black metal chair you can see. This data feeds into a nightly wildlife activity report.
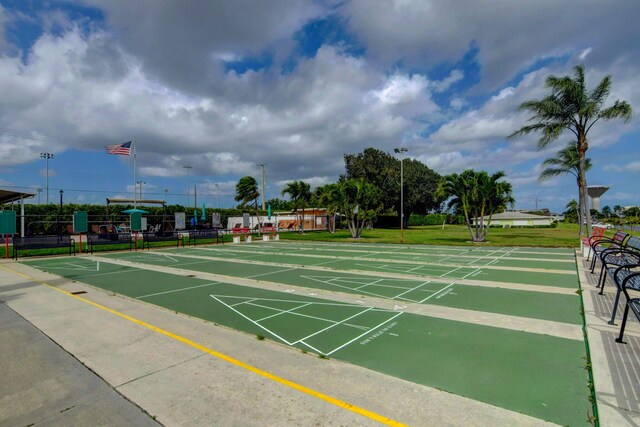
[595,236,640,295]
[590,230,629,273]
[614,267,640,343]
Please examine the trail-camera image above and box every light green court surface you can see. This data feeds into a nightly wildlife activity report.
[23,242,591,426]
[167,244,578,288]
[204,242,578,271]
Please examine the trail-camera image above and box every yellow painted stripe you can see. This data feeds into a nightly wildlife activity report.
[1,265,406,426]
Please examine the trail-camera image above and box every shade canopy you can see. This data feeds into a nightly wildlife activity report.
[122,208,148,214]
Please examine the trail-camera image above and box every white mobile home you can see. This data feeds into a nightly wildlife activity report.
[473,211,553,227]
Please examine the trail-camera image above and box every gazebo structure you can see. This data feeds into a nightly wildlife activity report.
[587,186,609,211]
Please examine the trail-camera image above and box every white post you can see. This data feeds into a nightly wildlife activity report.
[400,157,404,241]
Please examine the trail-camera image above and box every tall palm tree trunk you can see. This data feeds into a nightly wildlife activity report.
[578,136,592,236]
[576,177,584,236]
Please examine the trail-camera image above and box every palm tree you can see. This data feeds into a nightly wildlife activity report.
[510,64,632,236]
[538,142,592,233]
[613,205,624,218]
[282,180,311,233]
[436,169,514,242]
[234,176,261,233]
[564,199,579,223]
[337,179,382,238]
[313,183,342,233]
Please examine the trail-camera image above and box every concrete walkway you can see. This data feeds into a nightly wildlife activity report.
[0,296,159,426]
[0,259,552,426]
[578,250,640,426]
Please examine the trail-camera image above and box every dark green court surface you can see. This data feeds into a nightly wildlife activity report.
[22,242,591,426]
[103,251,582,325]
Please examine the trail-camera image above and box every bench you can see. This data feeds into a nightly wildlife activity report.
[187,229,222,246]
[140,231,183,249]
[12,235,75,259]
[589,230,629,273]
[87,233,133,254]
[614,266,640,343]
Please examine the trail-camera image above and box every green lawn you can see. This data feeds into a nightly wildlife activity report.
[280,223,587,247]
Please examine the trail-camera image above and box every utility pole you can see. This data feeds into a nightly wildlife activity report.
[394,147,409,243]
[183,165,192,207]
[257,163,266,210]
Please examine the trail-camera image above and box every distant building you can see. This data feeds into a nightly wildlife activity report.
[473,211,553,227]
[226,208,328,231]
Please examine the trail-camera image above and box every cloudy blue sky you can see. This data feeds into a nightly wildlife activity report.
[0,0,638,212]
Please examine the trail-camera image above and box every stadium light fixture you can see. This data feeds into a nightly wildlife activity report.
[40,152,54,203]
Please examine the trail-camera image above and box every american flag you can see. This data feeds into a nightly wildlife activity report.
[105,141,132,155]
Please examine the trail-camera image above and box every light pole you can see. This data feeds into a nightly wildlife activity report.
[36,188,42,205]
[183,165,192,207]
[58,190,64,235]
[40,152,53,203]
[394,147,408,243]
[164,188,168,203]
[137,181,146,200]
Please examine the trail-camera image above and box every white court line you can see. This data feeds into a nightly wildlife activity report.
[136,281,220,299]
[292,307,375,345]
[353,262,452,275]
[230,298,258,307]
[354,278,383,290]
[65,262,93,270]
[344,323,370,331]
[210,295,294,345]
[439,265,463,277]
[325,312,404,356]
[245,301,372,327]
[419,268,481,303]
[298,340,324,354]
[134,253,180,263]
[484,247,518,266]
[246,267,297,279]
[393,280,432,299]
[36,264,88,272]
[209,294,361,307]
[255,302,313,322]
[302,275,404,300]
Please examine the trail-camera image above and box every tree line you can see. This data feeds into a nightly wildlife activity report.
[235,147,515,242]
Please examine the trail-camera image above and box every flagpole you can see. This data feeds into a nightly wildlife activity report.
[133,137,137,209]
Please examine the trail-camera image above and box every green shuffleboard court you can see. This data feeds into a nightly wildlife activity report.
[102,250,583,325]
[22,241,591,426]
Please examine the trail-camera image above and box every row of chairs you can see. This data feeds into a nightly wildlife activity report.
[587,228,640,343]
